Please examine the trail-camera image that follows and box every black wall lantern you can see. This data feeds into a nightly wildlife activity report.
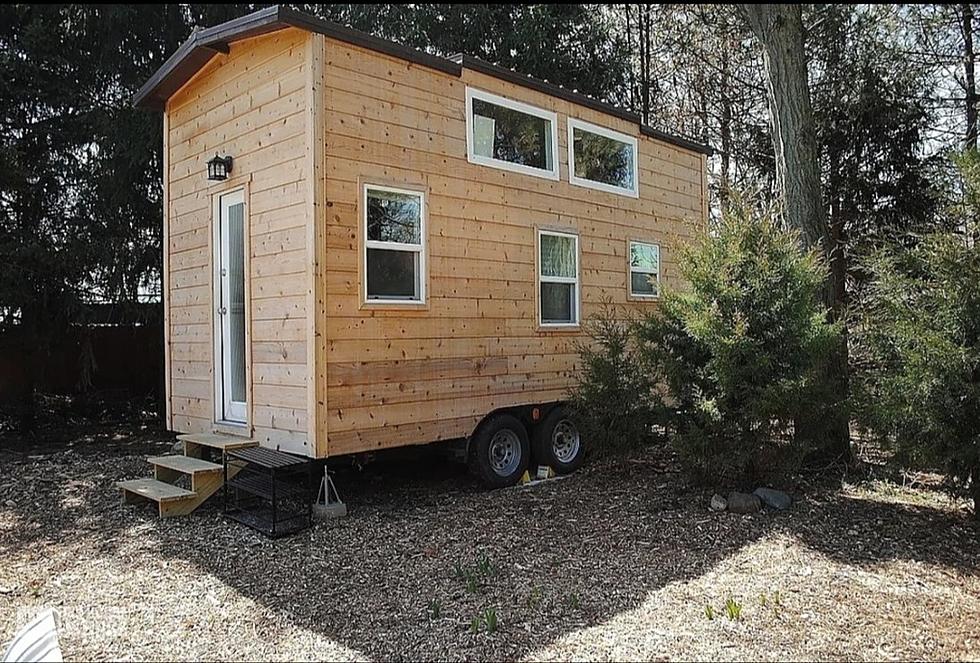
[207,154,234,181]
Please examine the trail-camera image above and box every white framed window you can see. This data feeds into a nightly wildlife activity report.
[538,229,580,326]
[363,184,426,304]
[466,87,560,181]
[568,118,639,197]
[629,241,660,298]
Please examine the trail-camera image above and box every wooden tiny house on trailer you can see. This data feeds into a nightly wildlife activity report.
[129,6,709,501]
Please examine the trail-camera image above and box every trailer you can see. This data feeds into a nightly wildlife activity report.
[120,6,710,515]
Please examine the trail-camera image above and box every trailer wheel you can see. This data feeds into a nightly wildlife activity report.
[532,407,585,474]
[468,413,530,488]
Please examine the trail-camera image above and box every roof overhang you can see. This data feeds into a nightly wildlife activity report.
[134,5,713,156]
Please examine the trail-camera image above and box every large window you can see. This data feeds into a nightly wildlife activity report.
[363,185,426,304]
[629,241,660,298]
[466,87,559,180]
[538,230,580,326]
[568,118,639,197]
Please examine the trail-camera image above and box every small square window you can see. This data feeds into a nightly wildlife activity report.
[629,241,660,298]
[364,185,425,303]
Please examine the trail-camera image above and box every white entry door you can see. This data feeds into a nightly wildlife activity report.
[215,189,247,423]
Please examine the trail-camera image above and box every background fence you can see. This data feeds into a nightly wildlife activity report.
[0,303,163,410]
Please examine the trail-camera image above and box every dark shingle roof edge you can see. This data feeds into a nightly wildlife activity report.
[134,5,713,157]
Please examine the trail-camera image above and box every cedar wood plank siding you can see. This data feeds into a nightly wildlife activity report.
[166,28,312,455]
[317,39,705,456]
[161,25,706,459]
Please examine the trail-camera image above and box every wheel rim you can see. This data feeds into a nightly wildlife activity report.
[489,429,521,476]
[552,419,580,464]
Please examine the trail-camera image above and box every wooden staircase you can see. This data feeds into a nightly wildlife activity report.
[117,433,258,518]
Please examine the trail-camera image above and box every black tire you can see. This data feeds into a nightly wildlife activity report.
[468,413,531,488]
[532,406,586,474]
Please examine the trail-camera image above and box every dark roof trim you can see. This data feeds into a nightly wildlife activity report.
[134,6,712,156]
[277,7,462,77]
[133,5,461,111]
[134,6,287,110]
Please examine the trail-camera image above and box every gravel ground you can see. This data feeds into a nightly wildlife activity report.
[1,424,979,661]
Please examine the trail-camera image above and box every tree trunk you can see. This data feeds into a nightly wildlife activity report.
[741,4,852,464]
[719,46,733,208]
[639,3,651,125]
[964,3,977,150]
[625,5,636,114]
[741,6,827,255]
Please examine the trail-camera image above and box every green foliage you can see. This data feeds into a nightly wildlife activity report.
[0,4,227,424]
[568,302,661,451]
[483,607,498,633]
[852,212,980,513]
[428,599,441,619]
[724,597,742,621]
[635,196,841,485]
[304,4,630,102]
[476,553,495,577]
[952,150,980,240]
[454,552,497,595]
[809,4,949,265]
[470,607,499,634]
[704,604,715,620]
[761,591,784,617]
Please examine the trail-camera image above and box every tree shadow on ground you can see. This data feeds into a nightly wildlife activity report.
[776,489,978,572]
[2,444,978,660]
[0,421,174,553]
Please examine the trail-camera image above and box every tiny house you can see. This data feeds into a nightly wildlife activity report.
[134,6,710,490]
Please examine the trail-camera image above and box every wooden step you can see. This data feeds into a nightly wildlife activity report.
[177,433,257,458]
[117,478,210,518]
[149,455,224,493]
[118,478,195,503]
[148,455,222,476]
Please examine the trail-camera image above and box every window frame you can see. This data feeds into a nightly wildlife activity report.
[465,87,560,181]
[362,183,427,306]
[567,117,640,198]
[537,228,581,328]
[628,240,661,300]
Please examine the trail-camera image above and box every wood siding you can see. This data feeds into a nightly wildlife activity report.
[317,38,705,457]
[165,28,313,455]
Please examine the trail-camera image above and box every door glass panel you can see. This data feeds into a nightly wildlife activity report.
[227,201,246,404]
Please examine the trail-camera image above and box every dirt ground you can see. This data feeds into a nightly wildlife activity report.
[1,420,978,661]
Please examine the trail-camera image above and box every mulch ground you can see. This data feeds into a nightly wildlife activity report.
[1,420,978,661]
